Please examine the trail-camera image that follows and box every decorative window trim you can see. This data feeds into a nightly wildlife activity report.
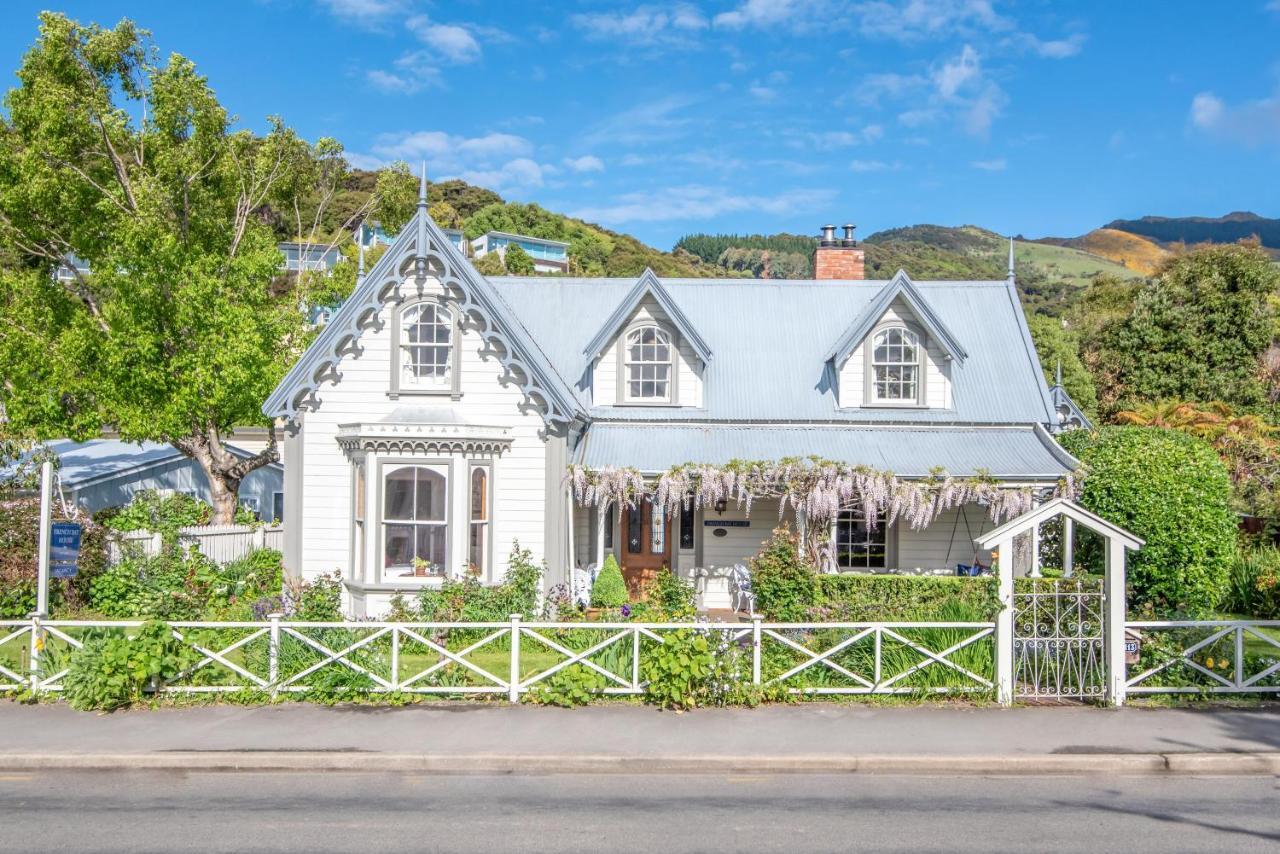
[863,320,928,408]
[615,320,681,406]
[389,297,463,401]
[336,421,514,457]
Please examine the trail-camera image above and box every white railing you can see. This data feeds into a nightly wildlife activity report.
[107,525,283,565]
[0,616,996,700]
[1125,620,1280,695]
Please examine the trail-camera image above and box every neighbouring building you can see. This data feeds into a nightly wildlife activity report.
[20,439,284,520]
[265,178,1084,617]
[470,231,570,274]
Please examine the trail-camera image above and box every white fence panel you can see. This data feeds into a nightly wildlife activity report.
[106,525,283,566]
[1125,620,1280,695]
[6,617,998,700]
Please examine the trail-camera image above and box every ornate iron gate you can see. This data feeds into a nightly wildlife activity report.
[1013,579,1106,701]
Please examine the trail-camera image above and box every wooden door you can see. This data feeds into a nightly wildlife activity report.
[620,500,671,597]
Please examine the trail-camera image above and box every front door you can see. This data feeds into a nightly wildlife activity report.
[620,500,671,597]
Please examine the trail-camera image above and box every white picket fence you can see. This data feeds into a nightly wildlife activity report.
[107,524,283,565]
[0,617,997,700]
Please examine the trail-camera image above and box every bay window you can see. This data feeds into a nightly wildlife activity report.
[382,464,449,579]
[469,465,490,575]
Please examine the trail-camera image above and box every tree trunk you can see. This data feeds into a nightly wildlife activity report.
[173,424,280,525]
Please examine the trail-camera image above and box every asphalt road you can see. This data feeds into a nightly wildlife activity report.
[1,771,1277,853]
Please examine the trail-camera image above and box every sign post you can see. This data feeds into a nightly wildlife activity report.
[34,460,52,617]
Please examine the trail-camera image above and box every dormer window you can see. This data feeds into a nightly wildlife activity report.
[869,325,922,405]
[624,325,672,402]
[391,300,462,398]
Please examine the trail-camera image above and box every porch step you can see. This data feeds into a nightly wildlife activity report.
[698,608,751,623]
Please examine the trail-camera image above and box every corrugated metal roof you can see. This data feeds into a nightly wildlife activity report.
[4,440,278,489]
[488,275,1055,424]
[574,423,1075,479]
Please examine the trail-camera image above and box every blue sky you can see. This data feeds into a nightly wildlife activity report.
[3,1,1279,248]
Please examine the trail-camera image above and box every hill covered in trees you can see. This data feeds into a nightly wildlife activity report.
[1106,212,1280,249]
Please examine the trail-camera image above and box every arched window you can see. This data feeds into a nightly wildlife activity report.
[624,325,672,402]
[870,326,920,403]
[401,303,452,387]
[382,464,449,578]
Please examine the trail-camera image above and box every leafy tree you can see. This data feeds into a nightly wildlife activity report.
[1083,245,1279,417]
[472,252,506,276]
[428,200,461,229]
[0,13,404,522]
[503,243,535,275]
[1026,315,1098,419]
[1058,427,1236,617]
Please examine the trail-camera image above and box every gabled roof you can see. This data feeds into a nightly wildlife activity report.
[975,496,1144,551]
[581,268,714,367]
[263,171,585,428]
[825,269,968,365]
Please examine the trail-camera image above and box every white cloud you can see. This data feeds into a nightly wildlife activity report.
[407,16,482,64]
[933,44,981,98]
[854,0,1012,41]
[365,66,438,95]
[570,184,837,225]
[1020,33,1086,59]
[805,125,884,149]
[850,159,895,172]
[571,4,708,45]
[714,0,819,30]
[582,95,697,146]
[1190,89,1280,146]
[351,130,548,191]
[317,0,404,25]
[970,158,1007,171]
[564,155,605,173]
[749,85,778,101]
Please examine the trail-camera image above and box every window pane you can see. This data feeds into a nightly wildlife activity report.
[416,525,448,573]
[416,468,447,522]
[384,467,416,520]
[469,523,485,574]
[679,505,694,550]
[627,504,642,553]
[650,510,665,554]
[385,524,415,567]
[604,503,615,549]
[470,468,488,521]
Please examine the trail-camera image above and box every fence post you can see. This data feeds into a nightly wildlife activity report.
[268,612,282,695]
[1105,538,1127,707]
[150,531,163,556]
[508,614,522,703]
[28,611,44,692]
[253,527,266,550]
[995,536,1014,707]
[751,615,762,685]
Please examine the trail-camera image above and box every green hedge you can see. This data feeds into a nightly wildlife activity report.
[811,575,1000,622]
[1058,426,1235,617]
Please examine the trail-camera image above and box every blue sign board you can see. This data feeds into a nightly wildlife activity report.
[50,522,82,578]
[704,520,750,528]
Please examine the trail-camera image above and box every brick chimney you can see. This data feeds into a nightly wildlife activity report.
[813,223,865,280]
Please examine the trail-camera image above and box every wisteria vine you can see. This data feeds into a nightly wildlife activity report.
[567,457,1078,536]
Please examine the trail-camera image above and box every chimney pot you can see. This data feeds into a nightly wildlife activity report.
[820,224,837,247]
[841,223,857,246]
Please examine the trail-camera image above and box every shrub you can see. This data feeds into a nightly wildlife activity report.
[416,543,545,621]
[642,570,696,618]
[0,498,107,617]
[100,489,256,540]
[287,572,343,621]
[813,575,1000,621]
[590,554,628,608]
[749,526,818,621]
[1059,427,1236,617]
[1222,543,1280,619]
[62,620,198,711]
[642,628,713,710]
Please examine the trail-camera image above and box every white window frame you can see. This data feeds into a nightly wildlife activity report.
[832,507,892,571]
[467,463,493,577]
[865,323,926,407]
[619,323,677,404]
[390,299,463,400]
[379,461,451,584]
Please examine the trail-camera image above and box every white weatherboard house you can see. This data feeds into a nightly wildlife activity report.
[265,181,1081,617]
